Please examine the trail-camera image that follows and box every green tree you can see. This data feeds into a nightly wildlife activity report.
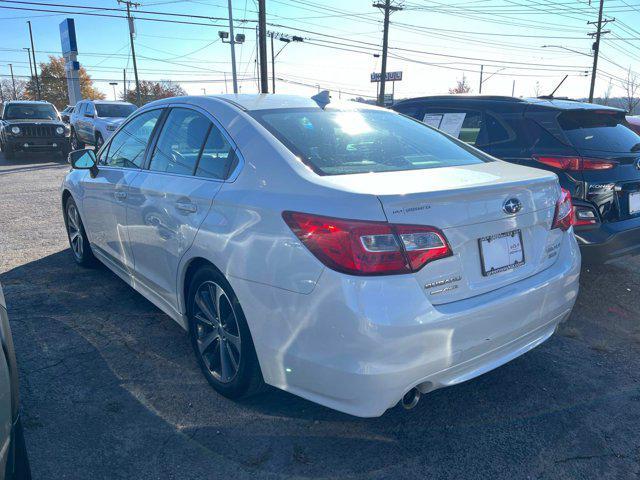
[25,56,104,109]
[125,80,186,105]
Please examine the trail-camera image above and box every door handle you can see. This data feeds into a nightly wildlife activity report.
[114,191,127,200]
[175,201,197,214]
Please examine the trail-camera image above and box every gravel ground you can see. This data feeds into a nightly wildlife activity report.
[1,152,639,480]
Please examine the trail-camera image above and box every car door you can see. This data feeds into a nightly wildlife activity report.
[81,102,97,143]
[80,108,164,274]
[126,105,238,311]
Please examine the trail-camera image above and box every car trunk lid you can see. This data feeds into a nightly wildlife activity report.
[373,162,561,304]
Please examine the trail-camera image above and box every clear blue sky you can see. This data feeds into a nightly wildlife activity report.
[1,0,639,101]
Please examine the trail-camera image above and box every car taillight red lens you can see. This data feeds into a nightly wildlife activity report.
[552,188,574,231]
[282,211,452,275]
[534,155,616,170]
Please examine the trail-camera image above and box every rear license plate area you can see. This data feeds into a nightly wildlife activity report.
[478,229,525,277]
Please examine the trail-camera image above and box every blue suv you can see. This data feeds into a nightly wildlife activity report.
[393,95,640,264]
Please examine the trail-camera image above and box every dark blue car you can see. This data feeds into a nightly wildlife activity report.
[393,95,640,264]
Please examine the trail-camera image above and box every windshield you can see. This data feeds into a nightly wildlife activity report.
[558,110,640,153]
[4,104,57,120]
[95,104,137,118]
[252,108,488,176]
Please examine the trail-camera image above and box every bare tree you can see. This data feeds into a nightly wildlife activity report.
[601,79,613,106]
[449,74,472,94]
[0,78,27,102]
[623,67,639,114]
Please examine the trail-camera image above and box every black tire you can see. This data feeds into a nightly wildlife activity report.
[94,133,104,151]
[64,196,96,267]
[70,129,84,150]
[4,144,15,160]
[60,145,71,161]
[11,418,32,480]
[188,265,266,399]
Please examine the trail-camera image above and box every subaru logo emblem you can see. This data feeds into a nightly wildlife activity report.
[503,198,522,215]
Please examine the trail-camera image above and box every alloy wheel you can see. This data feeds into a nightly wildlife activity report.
[66,203,84,260]
[193,281,242,384]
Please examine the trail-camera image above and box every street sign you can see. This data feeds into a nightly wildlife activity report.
[370,71,403,83]
[59,18,77,55]
[383,93,394,106]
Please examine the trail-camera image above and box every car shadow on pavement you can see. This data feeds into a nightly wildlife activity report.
[1,249,639,479]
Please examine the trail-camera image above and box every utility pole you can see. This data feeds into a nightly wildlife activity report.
[271,32,276,93]
[23,47,33,79]
[479,65,484,94]
[27,21,40,100]
[123,68,126,101]
[512,79,516,97]
[374,0,402,107]
[588,0,613,103]
[8,64,16,100]
[227,0,238,93]
[119,0,142,105]
[258,0,268,93]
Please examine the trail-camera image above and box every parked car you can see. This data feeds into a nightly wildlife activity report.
[628,115,640,135]
[393,96,640,264]
[0,101,70,160]
[69,100,137,150]
[0,283,31,479]
[60,105,74,124]
[61,94,580,417]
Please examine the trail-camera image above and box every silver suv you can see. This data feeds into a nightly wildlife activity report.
[70,100,137,150]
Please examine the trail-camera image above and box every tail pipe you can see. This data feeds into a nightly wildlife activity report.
[401,388,421,410]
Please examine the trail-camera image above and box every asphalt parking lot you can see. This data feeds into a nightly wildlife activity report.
[1,152,640,479]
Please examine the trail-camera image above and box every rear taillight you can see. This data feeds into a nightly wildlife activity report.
[552,188,574,231]
[573,205,599,226]
[534,155,616,170]
[282,211,452,275]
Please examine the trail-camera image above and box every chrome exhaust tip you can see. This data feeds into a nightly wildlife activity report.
[401,388,421,410]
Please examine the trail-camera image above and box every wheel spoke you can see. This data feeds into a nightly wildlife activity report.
[219,340,232,380]
[225,331,241,351]
[69,231,79,242]
[198,330,219,354]
[225,341,239,371]
[195,291,217,324]
[194,312,215,328]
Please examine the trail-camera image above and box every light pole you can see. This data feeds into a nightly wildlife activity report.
[109,82,118,101]
[219,29,245,94]
[23,47,33,79]
[269,33,303,93]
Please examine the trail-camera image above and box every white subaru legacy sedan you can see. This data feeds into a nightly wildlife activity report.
[61,94,581,417]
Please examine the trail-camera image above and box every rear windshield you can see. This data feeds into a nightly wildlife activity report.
[252,108,488,176]
[95,104,137,118]
[558,110,640,153]
[4,103,57,120]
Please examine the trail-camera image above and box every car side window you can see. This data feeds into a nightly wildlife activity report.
[195,124,236,180]
[393,103,423,120]
[421,110,485,145]
[85,103,95,116]
[148,108,210,175]
[102,109,162,168]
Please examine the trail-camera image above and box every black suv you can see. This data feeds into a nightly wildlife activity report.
[0,100,71,160]
[393,95,640,263]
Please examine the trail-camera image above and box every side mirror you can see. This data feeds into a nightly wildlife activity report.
[69,149,98,177]
[85,113,95,118]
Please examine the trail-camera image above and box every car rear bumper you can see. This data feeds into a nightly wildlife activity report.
[232,232,581,417]
[575,215,640,264]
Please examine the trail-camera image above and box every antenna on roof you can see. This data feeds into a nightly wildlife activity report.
[312,90,331,109]
[542,75,568,99]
